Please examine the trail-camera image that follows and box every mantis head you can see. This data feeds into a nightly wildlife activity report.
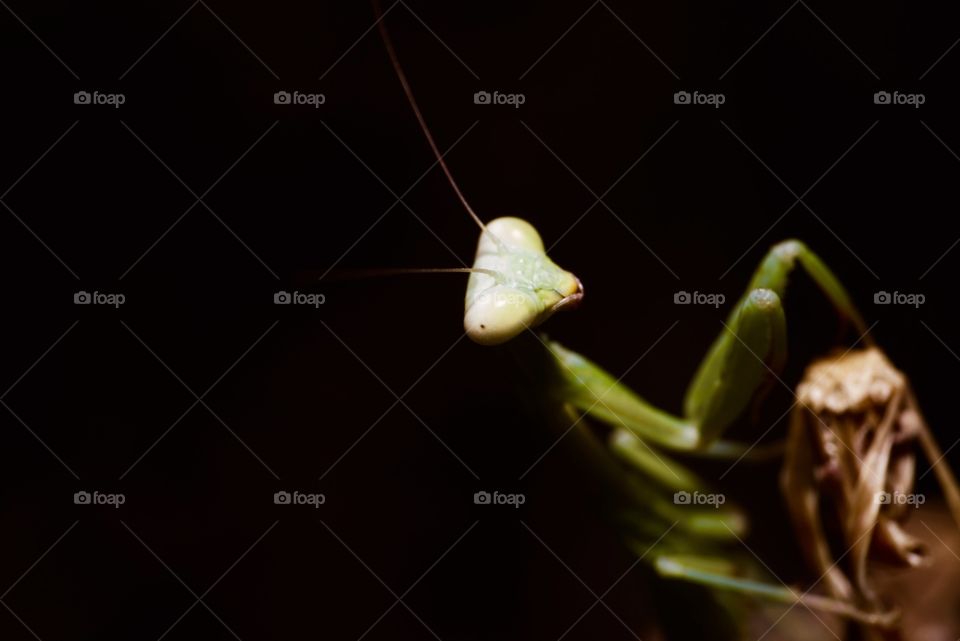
[371,12,581,345]
[465,217,583,345]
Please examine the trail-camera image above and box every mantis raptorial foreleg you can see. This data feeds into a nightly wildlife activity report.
[684,239,869,432]
[682,286,787,445]
[550,239,866,452]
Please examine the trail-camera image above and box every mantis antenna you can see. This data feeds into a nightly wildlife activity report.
[373,0,487,234]
[371,1,583,345]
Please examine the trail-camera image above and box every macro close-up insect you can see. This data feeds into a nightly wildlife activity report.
[4,2,960,640]
[354,2,960,638]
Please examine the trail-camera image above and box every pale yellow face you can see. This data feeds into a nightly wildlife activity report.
[464,217,581,345]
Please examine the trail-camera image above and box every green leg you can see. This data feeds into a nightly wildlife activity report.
[745,240,868,334]
[682,288,787,444]
[548,239,868,451]
[548,404,747,542]
[683,240,869,441]
[651,554,898,628]
[551,286,787,449]
[548,340,701,449]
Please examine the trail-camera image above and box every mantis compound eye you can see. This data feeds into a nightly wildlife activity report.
[464,285,540,345]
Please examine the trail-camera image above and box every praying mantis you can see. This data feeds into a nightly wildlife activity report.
[368,3,960,637]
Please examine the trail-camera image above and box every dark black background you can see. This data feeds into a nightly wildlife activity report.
[1,1,959,639]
